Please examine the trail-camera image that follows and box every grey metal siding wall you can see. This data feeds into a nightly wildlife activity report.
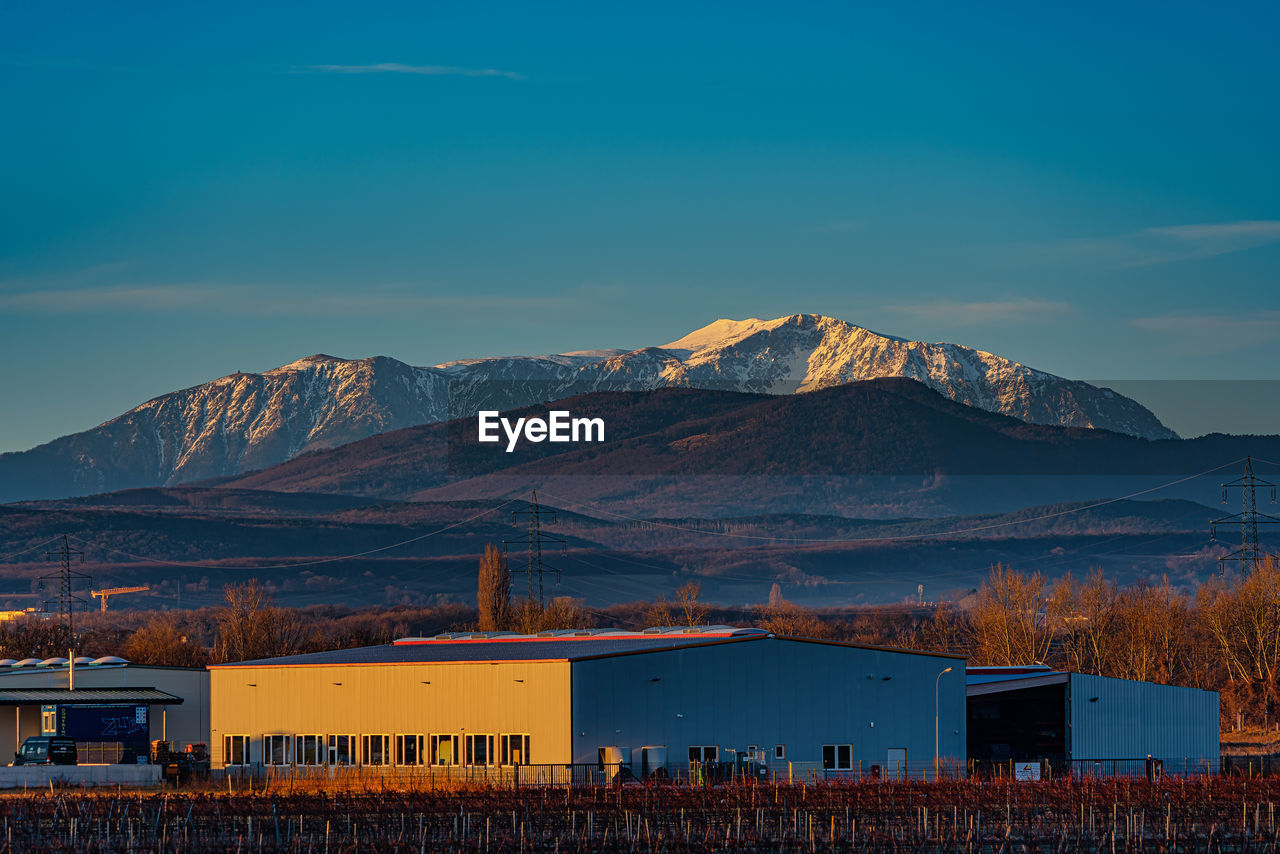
[570,638,965,775]
[1067,674,1219,771]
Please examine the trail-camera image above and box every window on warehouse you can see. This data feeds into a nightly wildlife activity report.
[822,744,853,771]
[263,734,291,766]
[295,735,324,766]
[500,734,531,766]
[224,734,251,766]
[396,734,425,766]
[430,734,459,766]
[327,734,355,766]
[362,734,390,766]
[465,733,495,767]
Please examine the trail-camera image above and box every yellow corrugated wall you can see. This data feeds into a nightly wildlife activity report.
[209,660,572,768]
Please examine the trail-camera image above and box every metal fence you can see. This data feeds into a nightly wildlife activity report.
[77,742,129,765]
[968,757,1220,780]
[215,758,972,786]
[1221,755,1280,777]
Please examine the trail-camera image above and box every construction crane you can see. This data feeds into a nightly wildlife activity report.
[90,586,150,612]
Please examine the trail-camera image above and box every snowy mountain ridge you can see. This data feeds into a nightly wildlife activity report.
[0,314,1176,501]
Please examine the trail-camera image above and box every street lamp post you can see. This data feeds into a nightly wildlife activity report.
[934,666,953,780]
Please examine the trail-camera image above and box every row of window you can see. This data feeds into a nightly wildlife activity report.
[688,744,854,770]
[689,744,788,764]
[223,733,531,767]
[224,735,862,770]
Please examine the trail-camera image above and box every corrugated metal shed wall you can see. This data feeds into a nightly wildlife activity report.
[571,638,966,774]
[1067,674,1219,771]
[210,661,571,767]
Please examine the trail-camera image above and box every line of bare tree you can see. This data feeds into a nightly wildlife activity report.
[3,543,1273,729]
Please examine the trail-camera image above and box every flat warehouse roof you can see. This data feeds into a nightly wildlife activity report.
[212,630,965,669]
[212,634,764,668]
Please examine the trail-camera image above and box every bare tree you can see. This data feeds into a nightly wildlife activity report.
[507,595,593,632]
[914,604,969,656]
[966,564,1069,666]
[675,581,709,626]
[476,543,512,632]
[1111,577,1189,684]
[511,598,544,634]
[123,615,209,667]
[1199,557,1280,684]
[756,587,828,637]
[0,618,72,660]
[213,579,307,663]
[1059,569,1119,675]
[542,596,593,630]
[768,583,785,607]
[645,595,675,628]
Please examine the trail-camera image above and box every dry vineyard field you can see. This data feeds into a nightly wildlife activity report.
[1,777,1280,852]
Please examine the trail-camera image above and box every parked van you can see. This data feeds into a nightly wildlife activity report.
[11,736,77,766]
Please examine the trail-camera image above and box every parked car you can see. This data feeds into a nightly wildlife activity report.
[11,736,77,766]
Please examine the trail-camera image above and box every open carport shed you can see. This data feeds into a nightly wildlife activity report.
[966,666,1219,776]
[0,687,184,764]
[0,659,209,761]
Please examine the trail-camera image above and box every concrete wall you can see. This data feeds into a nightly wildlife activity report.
[0,665,210,750]
[570,637,966,776]
[1067,673,1219,771]
[0,764,161,789]
[209,660,572,768]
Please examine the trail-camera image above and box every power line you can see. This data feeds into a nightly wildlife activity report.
[40,534,91,648]
[503,490,565,607]
[61,499,519,570]
[536,458,1246,545]
[1211,455,1280,575]
[0,536,65,564]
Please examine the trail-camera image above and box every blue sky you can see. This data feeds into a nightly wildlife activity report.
[2,1,1279,451]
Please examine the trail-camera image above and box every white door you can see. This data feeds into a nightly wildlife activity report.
[887,748,907,779]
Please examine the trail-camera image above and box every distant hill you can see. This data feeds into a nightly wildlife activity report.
[0,489,1222,609]
[220,379,1277,506]
[0,313,1176,503]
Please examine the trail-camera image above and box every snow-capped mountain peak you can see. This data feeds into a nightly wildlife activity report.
[266,353,355,374]
[0,314,1177,502]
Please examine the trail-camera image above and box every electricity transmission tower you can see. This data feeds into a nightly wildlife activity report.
[504,491,566,607]
[1211,456,1280,575]
[41,534,92,648]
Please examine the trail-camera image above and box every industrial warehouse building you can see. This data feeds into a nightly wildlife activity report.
[209,627,967,778]
[966,666,1220,776]
[0,657,209,763]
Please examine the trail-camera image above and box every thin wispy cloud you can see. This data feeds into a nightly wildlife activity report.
[297,63,522,80]
[0,285,221,311]
[1052,220,1280,268]
[0,285,561,316]
[1132,310,1280,354]
[885,298,1074,326]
